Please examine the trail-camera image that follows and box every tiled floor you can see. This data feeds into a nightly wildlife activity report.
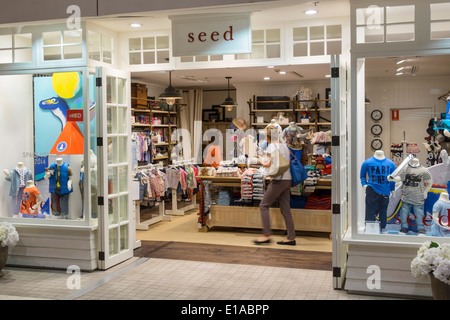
[0,256,399,301]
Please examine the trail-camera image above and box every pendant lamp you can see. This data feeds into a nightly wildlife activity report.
[159,71,182,106]
[220,76,237,112]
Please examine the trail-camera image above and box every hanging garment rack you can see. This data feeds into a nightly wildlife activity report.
[165,159,199,216]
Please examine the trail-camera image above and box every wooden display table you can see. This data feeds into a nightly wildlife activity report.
[197,175,332,237]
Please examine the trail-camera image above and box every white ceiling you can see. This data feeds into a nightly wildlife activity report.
[87,0,450,90]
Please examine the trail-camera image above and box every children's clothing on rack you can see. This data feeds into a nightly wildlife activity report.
[132,132,153,164]
[135,167,166,202]
[252,168,266,200]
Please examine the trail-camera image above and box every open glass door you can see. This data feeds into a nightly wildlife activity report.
[96,66,133,270]
[331,54,349,289]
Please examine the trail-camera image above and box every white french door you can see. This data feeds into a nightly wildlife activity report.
[331,54,349,289]
[96,66,133,270]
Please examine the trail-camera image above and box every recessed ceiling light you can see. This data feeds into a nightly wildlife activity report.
[396,59,406,65]
[396,72,403,76]
[279,71,286,75]
[396,67,405,72]
[325,74,331,78]
[267,66,274,69]
[264,77,271,80]
[130,23,142,28]
[305,9,318,15]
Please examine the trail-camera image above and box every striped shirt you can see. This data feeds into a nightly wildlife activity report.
[399,164,432,205]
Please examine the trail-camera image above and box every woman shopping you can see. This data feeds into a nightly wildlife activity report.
[254,124,296,246]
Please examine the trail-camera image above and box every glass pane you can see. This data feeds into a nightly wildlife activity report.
[117,78,126,105]
[108,166,118,194]
[107,108,117,134]
[143,37,155,50]
[310,26,324,40]
[327,25,342,39]
[356,26,384,44]
[431,3,450,21]
[129,38,141,51]
[14,33,31,47]
[119,195,128,222]
[0,34,12,49]
[102,35,113,64]
[157,36,169,49]
[129,52,141,65]
[156,50,169,64]
[431,21,450,40]
[43,46,61,60]
[252,30,264,44]
[88,31,101,61]
[210,55,223,61]
[120,224,128,250]
[108,197,118,225]
[293,27,308,41]
[356,6,384,26]
[327,40,342,55]
[386,5,414,24]
[386,23,414,42]
[63,45,83,59]
[195,55,208,62]
[119,165,128,192]
[118,110,127,135]
[142,51,154,64]
[251,45,264,59]
[63,30,82,44]
[0,50,12,63]
[43,31,61,45]
[109,227,118,255]
[235,53,250,60]
[267,44,280,58]
[293,43,307,57]
[14,48,32,62]
[310,42,324,56]
[108,137,118,165]
[180,56,193,62]
[107,76,116,104]
[266,29,280,43]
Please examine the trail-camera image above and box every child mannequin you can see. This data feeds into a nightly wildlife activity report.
[20,180,43,217]
[431,192,450,237]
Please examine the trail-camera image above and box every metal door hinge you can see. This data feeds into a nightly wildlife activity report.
[96,77,102,87]
[98,251,105,261]
[333,267,341,277]
[331,136,340,147]
[332,204,340,215]
[331,67,339,78]
[97,137,103,147]
[98,196,104,206]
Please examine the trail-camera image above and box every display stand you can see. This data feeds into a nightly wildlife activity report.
[197,176,332,237]
[165,159,199,216]
[133,163,172,230]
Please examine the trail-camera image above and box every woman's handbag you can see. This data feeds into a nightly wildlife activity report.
[289,150,308,187]
[266,149,290,178]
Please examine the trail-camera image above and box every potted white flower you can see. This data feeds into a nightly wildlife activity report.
[0,222,19,278]
[411,241,450,300]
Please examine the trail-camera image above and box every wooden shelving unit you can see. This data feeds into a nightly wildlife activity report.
[131,97,185,165]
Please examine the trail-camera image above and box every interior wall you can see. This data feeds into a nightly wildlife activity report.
[364,77,450,161]
[0,74,34,216]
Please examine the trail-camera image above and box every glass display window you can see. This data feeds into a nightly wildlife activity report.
[357,54,450,239]
[0,70,97,226]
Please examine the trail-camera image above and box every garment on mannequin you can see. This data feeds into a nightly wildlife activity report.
[45,158,73,217]
[281,122,308,150]
[397,158,432,235]
[431,192,450,237]
[360,151,396,232]
[20,180,43,217]
[4,162,34,215]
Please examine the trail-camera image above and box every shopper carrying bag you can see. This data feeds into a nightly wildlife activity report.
[254,125,296,246]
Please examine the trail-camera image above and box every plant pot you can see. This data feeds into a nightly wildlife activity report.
[430,273,450,300]
[0,246,8,278]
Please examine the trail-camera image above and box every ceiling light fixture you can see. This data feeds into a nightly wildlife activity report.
[396,72,403,76]
[267,65,274,69]
[279,71,286,75]
[396,59,406,65]
[264,76,271,80]
[130,23,142,28]
[220,76,237,112]
[396,67,405,71]
[325,74,331,78]
[159,71,182,106]
[305,9,318,15]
